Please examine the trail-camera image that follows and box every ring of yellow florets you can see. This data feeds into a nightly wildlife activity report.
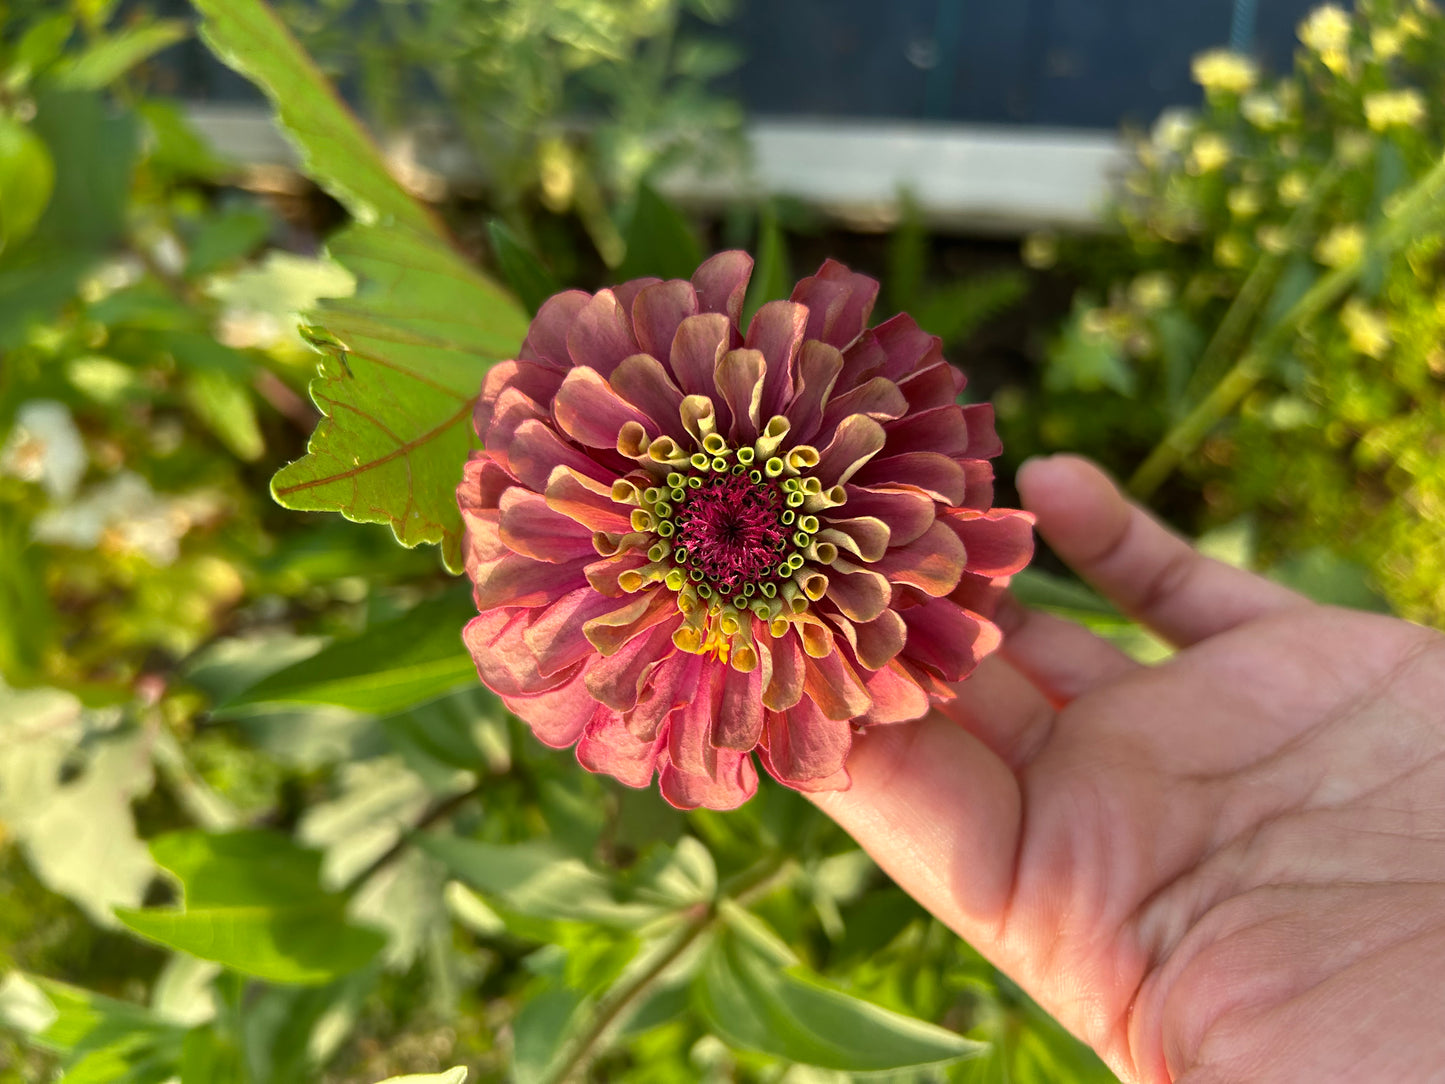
[608,414,849,667]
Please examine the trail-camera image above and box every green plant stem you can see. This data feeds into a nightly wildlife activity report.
[538,854,795,1084]
[1128,150,1445,500]
[1180,164,1341,406]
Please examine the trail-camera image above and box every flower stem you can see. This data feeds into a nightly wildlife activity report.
[537,854,793,1084]
[1128,149,1445,500]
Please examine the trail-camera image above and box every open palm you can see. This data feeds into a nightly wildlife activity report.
[816,456,1445,1083]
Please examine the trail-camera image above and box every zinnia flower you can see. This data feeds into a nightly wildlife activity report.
[457,253,1033,809]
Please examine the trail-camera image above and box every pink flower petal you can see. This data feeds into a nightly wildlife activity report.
[846,608,908,671]
[577,706,663,788]
[815,515,890,562]
[503,671,596,748]
[553,367,659,449]
[464,609,578,697]
[658,749,758,810]
[583,623,677,710]
[882,404,971,458]
[524,587,628,676]
[470,551,592,610]
[610,354,687,439]
[856,659,932,726]
[626,648,695,741]
[744,300,807,419]
[840,485,935,547]
[714,661,765,751]
[504,418,615,492]
[521,290,591,368]
[713,348,766,443]
[692,251,753,326]
[498,488,597,562]
[961,402,1002,459]
[802,648,871,720]
[581,588,680,655]
[869,519,967,596]
[545,467,634,534]
[612,276,661,315]
[632,280,699,361]
[821,560,891,622]
[791,259,879,351]
[783,340,844,444]
[896,361,965,412]
[762,698,854,784]
[566,289,639,377]
[668,312,732,399]
[942,507,1036,577]
[898,599,999,682]
[818,377,908,439]
[852,451,966,505]
[869,313,941,382]
[583,552,650,596]
[812,414,887,488]
[762,631,805,711]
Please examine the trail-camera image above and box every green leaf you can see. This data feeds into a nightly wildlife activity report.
[694,921,983,1072]
[9,14,76,86]
[487,219,561,316]
[183,369,265,461]
[511,986,590,1084]
[269,223,530,570]
[115,830,386,985]
[617,183,703,282]
[222,589,477,713]
[742,202,791,327]
[418,836,662,929]
[0,116,55,253]
[1,972,187,1084]
[189,0,438,238]
[52,20,188,90]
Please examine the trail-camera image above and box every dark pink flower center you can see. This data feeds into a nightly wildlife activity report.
[673,473,789,596]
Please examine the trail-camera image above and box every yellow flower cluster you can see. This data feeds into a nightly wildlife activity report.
[1242,92,1286,129]
[1364,88,1426,130]
[1188,133,1232,174]
[1299,4,1354,74]
[1278,172,1310,206]
[1341,298,1391,358]
[1191,50,1259,95]
[1316,224,1366,268]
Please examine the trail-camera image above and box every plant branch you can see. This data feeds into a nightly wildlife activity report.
[1128,149,1445,499]
[539,854,794,1084]
[343,780,486,893]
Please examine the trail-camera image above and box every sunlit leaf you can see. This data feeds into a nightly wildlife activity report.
[222,589,477,713]
[694,920,983,1071]
[269,224,530,570]
[370,1069,468,1084]
[418,836,662,929]
[52,20,188,90]
[115,830,386,985]
[190,0,437,237]
[0,116,55,253]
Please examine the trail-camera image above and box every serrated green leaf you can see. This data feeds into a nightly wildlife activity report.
[222,589,477,713]
[189,0,438,237]
[115,830,386,985]
[269,224,530,570]
[617,183,703,282]
[52,20,188,90]
[694,923,983,1071]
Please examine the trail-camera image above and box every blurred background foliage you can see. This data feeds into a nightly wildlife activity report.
[1,0,1440,1081]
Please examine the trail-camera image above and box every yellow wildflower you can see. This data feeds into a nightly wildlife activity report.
[1191,50,1259,95]
[1364,89,1426,130]
[1128,273,1175,310]
[1299,4,1354,73]
[1215,235,1251,268]
[1152,110,1195,154]
[1189,133,1232,174]
[1228,187,1263,219]
[1242,92,1286,129]
[1371,26,1404,59]
[1022,233,1058,270]
[1315,224,1366,268]
[1278,172,1310,206]
[1257,224,1292,255]
[1341,298,1391,358]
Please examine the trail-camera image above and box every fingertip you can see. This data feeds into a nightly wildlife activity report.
[1017,456,1126,557]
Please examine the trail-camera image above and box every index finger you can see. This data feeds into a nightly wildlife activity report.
[1017,456,1310,647]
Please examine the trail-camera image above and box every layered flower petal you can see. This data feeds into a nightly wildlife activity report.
[458,253,1033,809]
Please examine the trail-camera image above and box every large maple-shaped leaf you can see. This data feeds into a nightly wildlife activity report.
[192,0,531,569]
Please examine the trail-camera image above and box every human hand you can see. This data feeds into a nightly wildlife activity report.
[814,455,1445,1083]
